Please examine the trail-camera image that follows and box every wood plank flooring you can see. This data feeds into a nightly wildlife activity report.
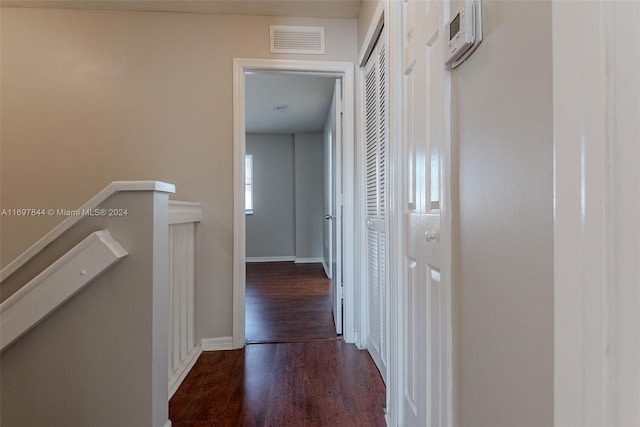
[245,262,337,343]
[169,262,386,426]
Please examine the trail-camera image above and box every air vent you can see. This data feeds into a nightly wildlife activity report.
[270,25,325,55]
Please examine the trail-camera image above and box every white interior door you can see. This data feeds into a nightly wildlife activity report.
[402,0,452,425]
[364,29,389,383]
[324,120,334,279]
[331,79,344,335]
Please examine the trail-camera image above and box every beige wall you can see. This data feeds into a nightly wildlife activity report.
[453,1,554,425]
[0,8,357,340]
[357,0,380,54]
[1,191,170,426]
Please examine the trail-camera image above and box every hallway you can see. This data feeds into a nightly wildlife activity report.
[169,262,386,425]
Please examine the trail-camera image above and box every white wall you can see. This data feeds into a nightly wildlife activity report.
[0,8,357,340]
[294,133,324,260]
[452,1,554,425]
[245,134,295,258]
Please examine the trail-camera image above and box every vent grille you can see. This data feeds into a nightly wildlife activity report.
[270,25,325,55]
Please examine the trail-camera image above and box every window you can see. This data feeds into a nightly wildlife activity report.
[245,154,253,214]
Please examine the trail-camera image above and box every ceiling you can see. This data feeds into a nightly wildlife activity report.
[246,73,336,134]
[0,0,362,19]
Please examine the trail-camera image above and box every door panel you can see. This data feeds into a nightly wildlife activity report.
[364,29,389,382]
[402,0,451,425]
[324,128,333,279]
[331,79,343,335]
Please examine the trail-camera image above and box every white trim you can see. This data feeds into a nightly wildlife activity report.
[385,1,404,426]
[356,50,369,351]
[441,2,455,425]
[0,181,175,282]
[358,1,385,67]
[201,336,234,351]
[246,256,295,263]
[168,201,201,225]
[163,421,172,427]
[0,230,127,352]
[322,260,331,278]
[294,257,323,264]
[356,5,386,353]
[168,345,202,399]
[233,58,357,348]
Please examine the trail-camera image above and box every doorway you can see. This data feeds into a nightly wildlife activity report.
[243,72,338,343]
[232,59,356,348]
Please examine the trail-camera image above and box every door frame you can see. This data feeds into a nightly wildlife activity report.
[358,1,400,425]
[232,58,356,348]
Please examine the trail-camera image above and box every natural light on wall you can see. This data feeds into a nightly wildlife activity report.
[245,154,253,214]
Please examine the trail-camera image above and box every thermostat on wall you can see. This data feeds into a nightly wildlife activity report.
[446,0,483,68]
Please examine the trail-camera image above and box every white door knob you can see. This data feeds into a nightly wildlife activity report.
[425,230,439,241]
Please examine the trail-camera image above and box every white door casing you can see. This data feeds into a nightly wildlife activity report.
[363,28,390,383]
[232,59,357,347]
[331,79,344,335]
[402,0,452,425]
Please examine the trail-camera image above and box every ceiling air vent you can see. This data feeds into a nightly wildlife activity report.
[270,25,325,55]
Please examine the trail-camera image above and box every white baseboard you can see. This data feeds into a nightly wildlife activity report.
[168,345,202,399]
[295,257,323,264]
[322,260,331,278]
[201,336,234,351]
[246,256,295,263]
[163,420,172,427]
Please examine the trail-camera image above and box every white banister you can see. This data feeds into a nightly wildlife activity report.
[0,181,175,282]
[168,201,202,398]
[0,230,127,352]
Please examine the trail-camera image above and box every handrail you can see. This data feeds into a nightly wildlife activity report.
[0,230,127,352]
[0,181,175,282]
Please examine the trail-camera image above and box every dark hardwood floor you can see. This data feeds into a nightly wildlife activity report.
[245,262,337,343]
[169,262,386,426]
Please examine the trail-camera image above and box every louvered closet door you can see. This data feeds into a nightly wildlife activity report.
[364,30,389,383]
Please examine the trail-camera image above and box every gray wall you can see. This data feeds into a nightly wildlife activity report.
[246,134,295,258]
[452,1,554,425]
[294,133,324,260]
[245,133,324,260]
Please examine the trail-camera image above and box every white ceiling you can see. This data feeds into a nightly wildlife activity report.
[0,0,362,19]
[246,73,336,134]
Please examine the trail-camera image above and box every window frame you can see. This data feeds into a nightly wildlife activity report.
[244,154,254,215]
